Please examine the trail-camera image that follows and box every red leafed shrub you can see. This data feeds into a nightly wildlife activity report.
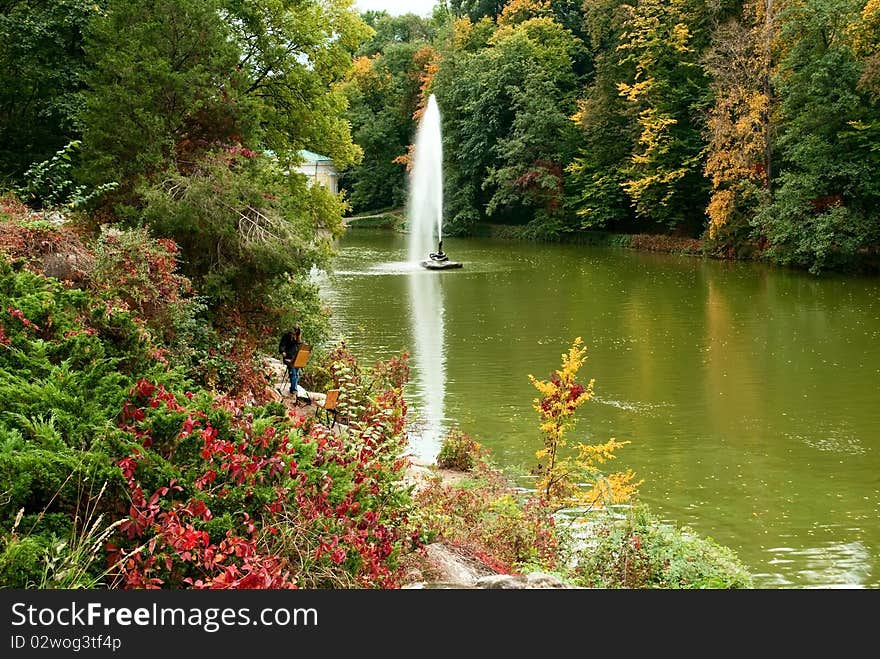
[415,451,558,574]
[92,228,193,341]
[0,195,94,284]
[110,360,420,589]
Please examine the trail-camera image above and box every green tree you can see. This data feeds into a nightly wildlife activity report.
[357,10,435,56]
[0,1,102,183]
[78,0,368,331]
[433,15,584,233]
[140,152,345,313]
[755,0,880,272]
[449,0,507,20]
[78,0,244,189]
[484,65,581,236]
[341,17,437,213]
[80,0,368,190]
[566,0,636,231]
[222,0,368,168]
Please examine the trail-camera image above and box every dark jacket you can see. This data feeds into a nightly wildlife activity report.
[279,332,301,365]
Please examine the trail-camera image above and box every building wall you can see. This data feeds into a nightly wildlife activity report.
[295,162,338,195]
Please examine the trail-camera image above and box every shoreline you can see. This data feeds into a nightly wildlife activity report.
[343,212,880,275]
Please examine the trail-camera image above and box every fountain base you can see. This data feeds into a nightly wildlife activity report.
[420,242,462,270]
[420,258,462,270]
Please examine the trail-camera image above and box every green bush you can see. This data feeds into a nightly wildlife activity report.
[436,429,483,472]
[0,535,53,588]
[17,141,117,210]
[574,505,754,589]
[0,256,183,585]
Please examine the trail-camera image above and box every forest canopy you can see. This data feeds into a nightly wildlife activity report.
[340,0,880,273]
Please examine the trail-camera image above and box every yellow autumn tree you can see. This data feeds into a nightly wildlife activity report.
[703,0,776,239]
[499,0,553,26]
[529,338,641,512]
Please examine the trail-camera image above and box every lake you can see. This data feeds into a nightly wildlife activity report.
[320,228,880,588]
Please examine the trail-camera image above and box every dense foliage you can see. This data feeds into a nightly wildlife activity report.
[0,256,419,588]
[337,1,880,272]
[573,505,754,588]
[0,1,764,592]
[0,1,100,183]
[1,0,370,345]
[416,428,752,587]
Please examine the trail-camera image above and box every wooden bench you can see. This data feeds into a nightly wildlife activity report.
[315,389,340,428]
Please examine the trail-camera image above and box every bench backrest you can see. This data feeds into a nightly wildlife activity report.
[323,389,340,411]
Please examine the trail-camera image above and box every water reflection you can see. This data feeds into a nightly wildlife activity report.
[757,541,872,588]
[406,268,446,462]
[327,230,880,587]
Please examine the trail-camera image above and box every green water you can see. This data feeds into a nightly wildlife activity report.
[321,229,880,588]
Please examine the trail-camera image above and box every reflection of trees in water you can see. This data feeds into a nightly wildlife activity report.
[407,270,446,462]
[328,231,880,587]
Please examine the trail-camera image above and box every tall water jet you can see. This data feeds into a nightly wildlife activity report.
[407,94,462,269]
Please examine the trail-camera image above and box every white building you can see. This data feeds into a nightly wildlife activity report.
[294,150,339,195]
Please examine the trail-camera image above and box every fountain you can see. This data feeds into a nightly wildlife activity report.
[407,94,462,270]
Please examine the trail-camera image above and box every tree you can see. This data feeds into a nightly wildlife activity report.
[357,11,435,56]
[341,18,438,213]
[80,0,368,190]
[78,0,369,332]
[566,0,636,231]
[530,338,640,510]
[754,0,880,272]
[615,0,712,233]
[484,65,581,236]
[0,1,102,183]
[222,0,368,168]
[79,0,244,189]
[703,0,775,243]
[448,0,507,20]
[853,0,880,100]
[140,151,345,313]
[432,15,585,233]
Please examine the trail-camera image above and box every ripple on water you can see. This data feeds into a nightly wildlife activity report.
[784,423,868,456]
[756,541,872,588]
[333,260,422,276]
[593,396,672,417]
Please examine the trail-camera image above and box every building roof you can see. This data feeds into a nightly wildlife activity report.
[298,149,333,163]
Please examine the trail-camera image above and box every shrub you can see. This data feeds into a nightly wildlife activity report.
[91,227,195,343]
[110,371,418,589]
[574,505,754,589]
[17,141,117,210]
[436,429,483,471]
[0,194,94,283]
[530,338,640,509]
[0,256,178,586]
[415,452,558,574]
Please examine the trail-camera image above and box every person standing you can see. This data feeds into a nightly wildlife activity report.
[278,326,303,396]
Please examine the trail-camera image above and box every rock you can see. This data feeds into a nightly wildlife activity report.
[398,541,578,589]
[264,356,288,384]
[473,572,572,589]
[403,461,437,494]
[524,572,571,589]
[424,544,495,586]
[401,581,472,589]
